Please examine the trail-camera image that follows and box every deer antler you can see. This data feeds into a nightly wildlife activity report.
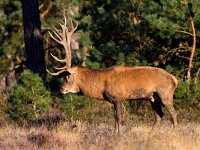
[47,16,78,75]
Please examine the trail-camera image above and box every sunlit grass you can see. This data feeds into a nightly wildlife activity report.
[0,121,199,150]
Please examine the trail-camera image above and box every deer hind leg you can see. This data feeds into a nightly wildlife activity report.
[113,101,122,134]
[121,103,126,124]
[150,94,164,130]
[160,94,177,128]
[165,103,177,128]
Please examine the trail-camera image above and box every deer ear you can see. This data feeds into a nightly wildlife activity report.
[67,67,77,74]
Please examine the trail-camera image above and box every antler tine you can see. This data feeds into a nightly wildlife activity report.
[64,15,67,26]
[54,66,67,70]
[61,22,70,67]
[53,26,61,33]
[46,68,66,76]
[48,31,62,44]
[50,53,66,63]
[70,19,78,32]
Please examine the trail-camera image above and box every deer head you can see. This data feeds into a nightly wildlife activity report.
[47,16,79,93]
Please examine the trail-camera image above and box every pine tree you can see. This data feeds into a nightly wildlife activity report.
[141,0,200,81]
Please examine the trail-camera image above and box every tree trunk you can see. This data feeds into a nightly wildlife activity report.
[22,0,46,76]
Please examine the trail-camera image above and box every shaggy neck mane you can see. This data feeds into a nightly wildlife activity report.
[76,66,110,83]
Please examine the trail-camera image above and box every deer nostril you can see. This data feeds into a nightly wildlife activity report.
[60,88,67,94]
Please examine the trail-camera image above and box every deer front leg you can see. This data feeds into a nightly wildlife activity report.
[113,101,122,134]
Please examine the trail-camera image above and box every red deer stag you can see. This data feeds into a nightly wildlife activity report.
[47,16,178,134]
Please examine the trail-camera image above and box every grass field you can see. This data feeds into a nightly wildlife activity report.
[0,120,199,150]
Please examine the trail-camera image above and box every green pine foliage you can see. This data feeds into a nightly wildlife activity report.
[141,0,200,76]
[174,79,188,100]
[0,89,7,116]
[78,0,137,67]
[175,79,200,108]
[8,70,52,122]
[0,0,23,73]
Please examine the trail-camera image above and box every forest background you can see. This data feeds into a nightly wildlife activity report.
[0,0,200,149]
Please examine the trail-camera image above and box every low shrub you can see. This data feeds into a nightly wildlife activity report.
[174,79,200,108]
[55,94,114,123]
[7,70,52,123]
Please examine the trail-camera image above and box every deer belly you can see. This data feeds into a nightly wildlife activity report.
[129,88,152,99]
[83,89,104,100]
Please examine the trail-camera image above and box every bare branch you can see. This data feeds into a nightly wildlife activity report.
[175,30,194,36]
[41,1,52,18]
[178,55,190,60]
[177,49,190,52]
[172,46,190,53]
